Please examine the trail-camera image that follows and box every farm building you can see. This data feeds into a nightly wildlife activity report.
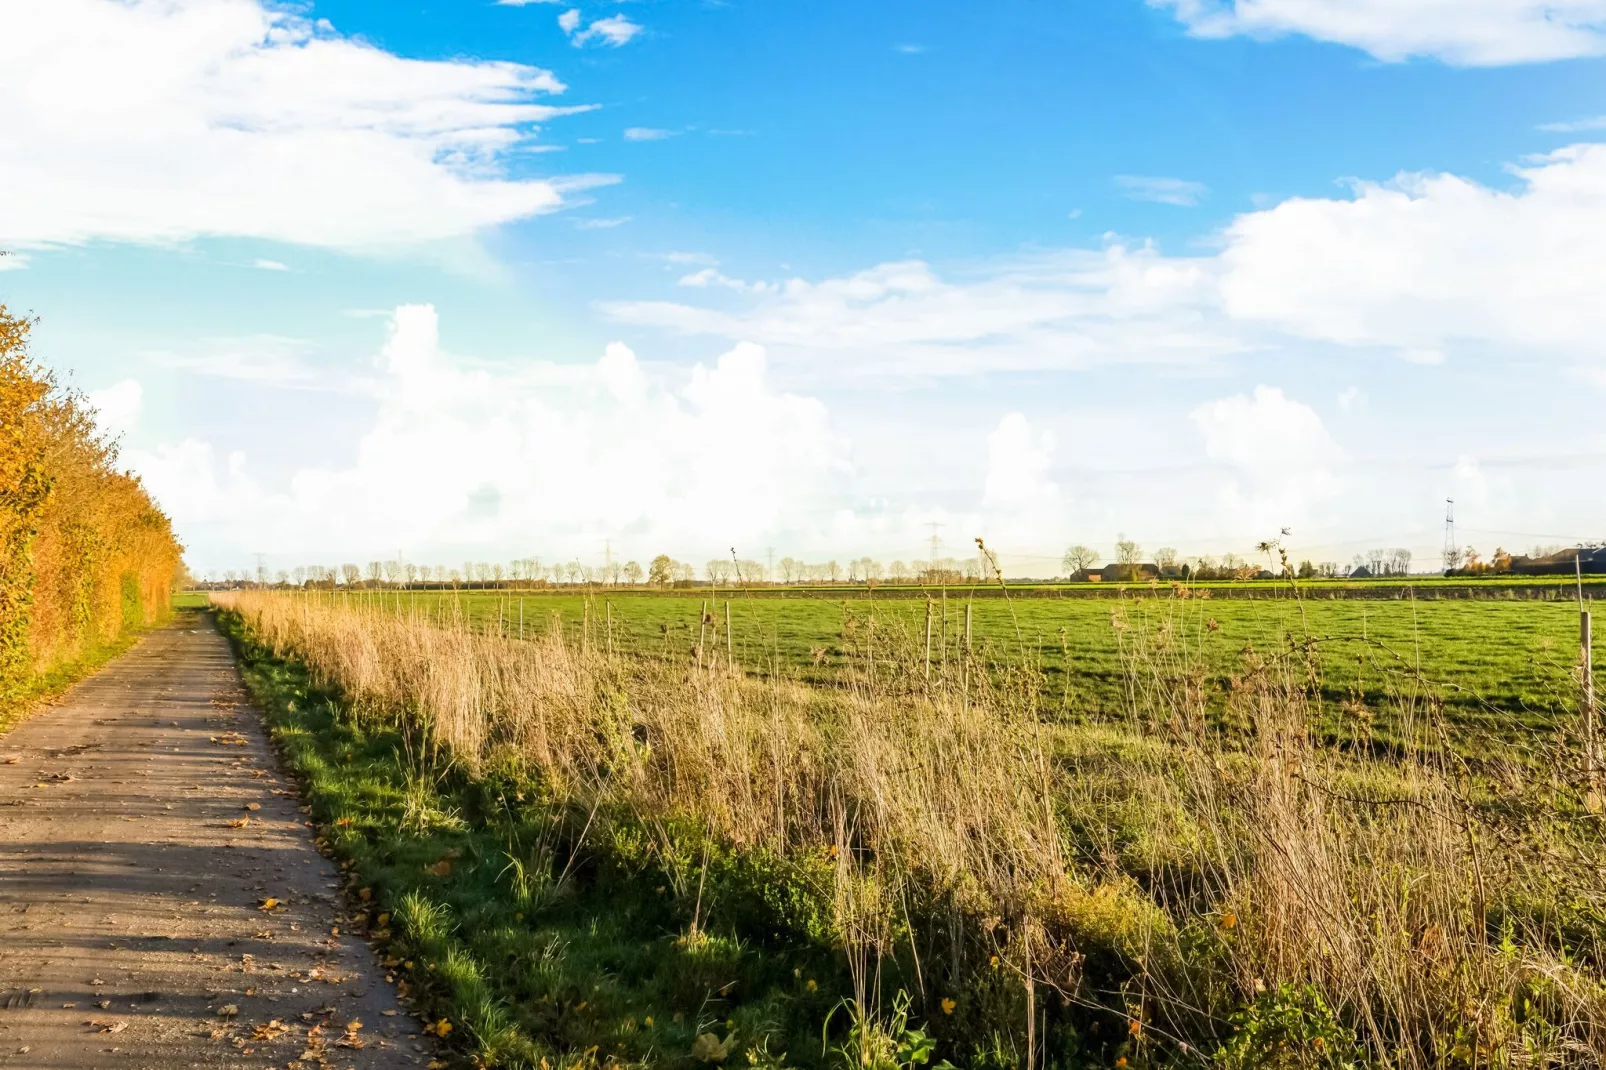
[1510,546,1606,575]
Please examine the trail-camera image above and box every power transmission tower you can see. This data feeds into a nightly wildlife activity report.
[926,522,943,567]
[765,547,775,580]
[1442,499,1458,573]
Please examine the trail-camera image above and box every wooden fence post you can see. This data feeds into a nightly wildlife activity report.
[1585,605,1597,784]
[1578,553,1597,788]
[924,599,933,686]
[697,600,708,670]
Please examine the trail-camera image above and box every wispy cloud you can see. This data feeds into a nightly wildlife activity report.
[1151,0,1606,66]
[252,259,289,272]
[496,0,563,5]
[676,268,774,294]
[1540,115,1606,133]
[146,337,367,393]
[575,216,632,229]
[560,10,643,47]
[1115,175,1209,207]
[603,145,1606,381]
[894,43,926,54]
[624,127,677,142]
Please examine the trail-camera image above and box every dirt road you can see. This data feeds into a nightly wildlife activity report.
[0,613,434,1069]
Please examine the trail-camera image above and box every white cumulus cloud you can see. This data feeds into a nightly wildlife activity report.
[128,305,853,568]
[88,379,143,441]
[0,0,606,255]
[1217,144,1606,360]
[1153,0,1606,65]
[1191,385,1343,532]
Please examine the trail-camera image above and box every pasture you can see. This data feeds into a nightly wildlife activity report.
[313,585,1592,737]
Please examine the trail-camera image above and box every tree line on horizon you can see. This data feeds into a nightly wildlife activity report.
[196,540,1431,591]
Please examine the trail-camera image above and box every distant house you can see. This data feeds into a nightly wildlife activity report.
[1098,562,1160,582]
[1510,546,1606,576]
[1349,566,1373,579]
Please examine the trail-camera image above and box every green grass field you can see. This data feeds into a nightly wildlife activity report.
[278,585,1592,736]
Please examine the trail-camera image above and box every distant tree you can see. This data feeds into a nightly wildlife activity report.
[648,555,675,587]
[1297,559,1316,579]
[493,563,506,583]
[674,561,696,583]
[1062,545,1098,576]
[623,561,644,585]
[1115,535,1141,566]
[706,560,733,586]
[1153,547,1178,570]
[889,560,909,584]
[864,559,883,583]
[367,561,383,585]
[826,560,841,583]
[1388,548,1412,576]
[340,563,361,587]
[735,559,766,584]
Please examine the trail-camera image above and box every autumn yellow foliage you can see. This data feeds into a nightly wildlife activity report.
[0,304,182,701]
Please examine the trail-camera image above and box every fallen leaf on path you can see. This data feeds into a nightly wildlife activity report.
[87,1019,127,1034]
[244,802,261,811]
[258,898,280,911]
[217,1004,239,1018]
[227,818,250,829]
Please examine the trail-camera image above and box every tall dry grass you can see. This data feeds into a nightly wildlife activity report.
[217,588,1606,1066]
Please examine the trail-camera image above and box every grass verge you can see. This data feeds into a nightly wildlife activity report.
[0,630,146,737]
[217,606,943,1070]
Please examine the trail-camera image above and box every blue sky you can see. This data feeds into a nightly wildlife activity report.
[5,0,1606,577]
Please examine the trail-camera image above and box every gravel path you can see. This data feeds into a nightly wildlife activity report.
[0,613,437,1070]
